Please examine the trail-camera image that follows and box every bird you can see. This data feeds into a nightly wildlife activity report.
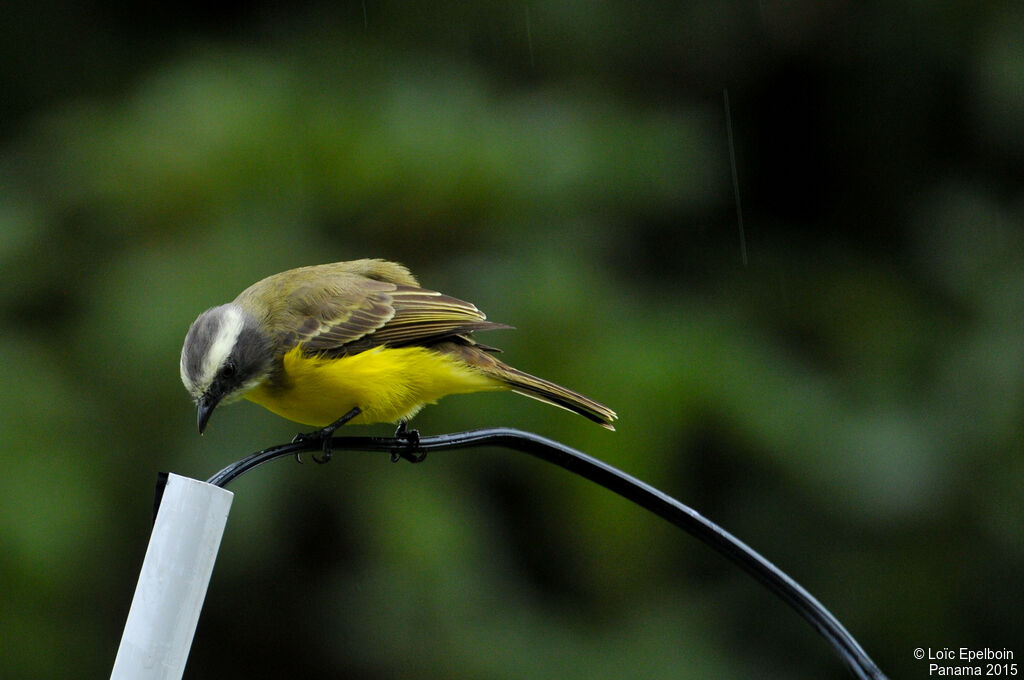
[180,259,616,461]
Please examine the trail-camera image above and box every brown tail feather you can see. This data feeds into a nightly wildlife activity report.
[498,364,618,430]
[434,340,617,429]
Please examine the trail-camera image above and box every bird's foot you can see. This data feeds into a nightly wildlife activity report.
[293,406,363,465]
[390,421,426,463]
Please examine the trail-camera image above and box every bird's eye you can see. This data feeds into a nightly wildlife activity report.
[221,360,236,378]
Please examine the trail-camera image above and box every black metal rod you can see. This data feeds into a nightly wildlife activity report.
[205,427,887,679]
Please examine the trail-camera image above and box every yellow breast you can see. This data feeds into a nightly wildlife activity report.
[243,345,501,427]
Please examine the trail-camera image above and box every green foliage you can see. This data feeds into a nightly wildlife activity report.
[1,2,1022,678]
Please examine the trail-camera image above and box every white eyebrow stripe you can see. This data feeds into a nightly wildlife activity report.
[201,305,245,390]
[180,350,194,393]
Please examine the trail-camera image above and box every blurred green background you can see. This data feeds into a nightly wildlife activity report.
[2,2,1022,678]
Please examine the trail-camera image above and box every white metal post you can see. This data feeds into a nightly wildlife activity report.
[111,473,234,680]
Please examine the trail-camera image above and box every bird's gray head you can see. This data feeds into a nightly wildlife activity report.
[180,303,274,433]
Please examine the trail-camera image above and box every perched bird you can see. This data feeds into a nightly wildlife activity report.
[180,259,616,459]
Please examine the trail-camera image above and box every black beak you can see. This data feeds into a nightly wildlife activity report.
[197,395,220,434]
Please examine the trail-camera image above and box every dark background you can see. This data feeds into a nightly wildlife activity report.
[2,2,1021,678]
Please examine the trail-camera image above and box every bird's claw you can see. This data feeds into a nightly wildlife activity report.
[291,430,333,464]
[391,422,426,463]
[291,406,362,466]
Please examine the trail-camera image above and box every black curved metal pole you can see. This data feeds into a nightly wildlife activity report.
[205,428,887,680]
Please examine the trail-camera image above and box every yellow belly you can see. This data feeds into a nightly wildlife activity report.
[243,345,502,427]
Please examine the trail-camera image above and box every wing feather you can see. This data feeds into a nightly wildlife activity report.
[235,262,510,357]
[285,282,508,357]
